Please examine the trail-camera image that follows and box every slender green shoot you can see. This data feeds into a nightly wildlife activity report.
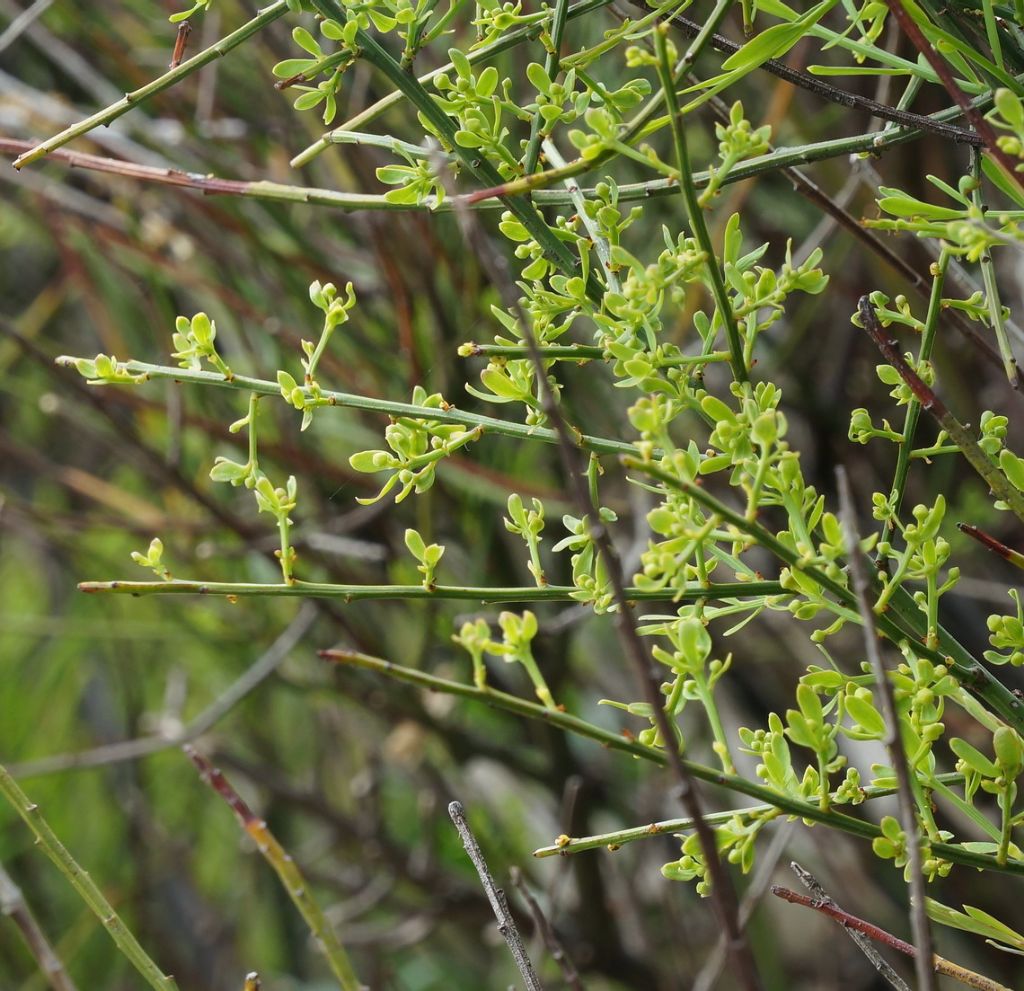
[0,763,180,991]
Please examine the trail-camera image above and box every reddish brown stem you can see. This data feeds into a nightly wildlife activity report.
[184,746,258,827]
[169,21,192,69]
[771,886,1011,991]
[859,298,945,412]
[882,0,1024,192]
[957,523,1024,568]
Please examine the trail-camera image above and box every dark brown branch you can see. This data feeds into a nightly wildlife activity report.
[668,12,981,146]
[882,0,1023,188]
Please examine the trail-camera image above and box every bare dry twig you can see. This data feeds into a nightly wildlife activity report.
[789,862,909,991]
[448,802,545,991]
[0,859,79,991]
[509,866,585,991]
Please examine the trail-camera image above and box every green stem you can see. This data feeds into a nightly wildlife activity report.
[696,675,736,774]
[463,343,732,365]
[882,251,949,547]
[0,764,180,991]
[292,0,615,160]
[13,1,291,168]
[518,651,557,709]
[321,649,1024,876]
[998,788,1015,865]
[654,25,746,383]
[55,355,635,456]
[459,85,1003,203]
[929,776,1003,844]
[972,150,1020,387]
[622,455,1024,733]
[310,0,602,300]
[78,578,786,601]
[533,773,968,857]
[522,0,571,174]
[247,393,260,479]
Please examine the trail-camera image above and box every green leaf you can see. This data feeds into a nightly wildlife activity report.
[721,0,836,74]
[845,694,885,737]
[292,26,322,56]
[405,528,427,561]
[949,737,1000,778]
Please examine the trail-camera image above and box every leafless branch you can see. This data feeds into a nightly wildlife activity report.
[509,866,585,991]
[0,858,79,991]
[448,801,545,991]
[789,861,910,991]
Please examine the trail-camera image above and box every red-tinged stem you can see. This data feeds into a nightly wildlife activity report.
[771,887,1012,991]
[859,297,1024,524]
[958,523,1024,569]
[882,0,1024,192]
[184,748,363,991]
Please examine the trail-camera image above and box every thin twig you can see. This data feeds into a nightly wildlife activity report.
[0,764,180,991]
[448,802,545,991]
[789,862,910,991]
[958,522,1024,570]
[971,146,1021,387]
[882,0,1024,191]
[878,251,949,550]
[50,353,636,457]
[73,577,784,602]
[654,24,746,382]
[184,747,363,991]
[532,775,966,856]
[7,603,317,779]
[522,0,570,174]
[11,1,291,168]
[836,465,937,991]
[509,867,585,991]
[668,12,981,145]
[858,296,1024,525]
[0,859,79,991]
[771,886,1012,991]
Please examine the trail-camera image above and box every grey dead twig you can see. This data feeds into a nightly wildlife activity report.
[509,866,585,991]
[789,862,910,991]
[448,801,545,991]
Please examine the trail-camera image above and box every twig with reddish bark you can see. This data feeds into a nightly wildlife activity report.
[771,885,1011,991]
